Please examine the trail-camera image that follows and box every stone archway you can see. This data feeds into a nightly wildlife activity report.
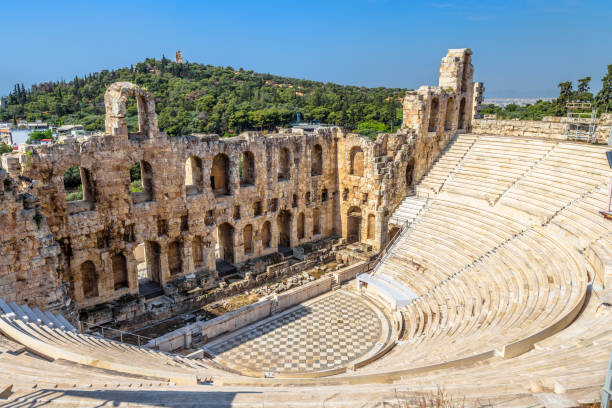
[216,223,235,264]
[347,206,362,244]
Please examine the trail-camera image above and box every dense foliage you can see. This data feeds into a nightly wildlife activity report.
[1,57,406,137]
[481,67,612,120]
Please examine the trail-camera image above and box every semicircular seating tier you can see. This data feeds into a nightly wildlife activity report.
[1,134,612,407]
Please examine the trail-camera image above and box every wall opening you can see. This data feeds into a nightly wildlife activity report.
[428,97,439,132]
[243,224,253,254]
[311,144,323,176]
[192,235,204,269]
[347,206,362,244]
[367,214,376,240]
[80,261,98,298]
[278,147,290,181]
[185,156,203,195]
[134,241,162,293]
[240,151,255,186]
[211,153,230,196]
[64,166,95,210]
[112,253,128,290]
[167,240,183,276]
[216,222,235,264]
[262,221,272,249]
[389,226,400,242]
[297,212,305,240]
[277,210,292,248]
[321,188,328,202]
[444,97,455,130]
[253,201,262,216]
[130,161,154,203]
[458,98,466,129]
[313,207,321,235]
[406,158,415,187]
[350,146,364,176]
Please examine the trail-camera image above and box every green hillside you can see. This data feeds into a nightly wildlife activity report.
[1,57,407,137]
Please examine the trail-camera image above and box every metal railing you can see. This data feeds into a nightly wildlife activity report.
[81,321,154,348]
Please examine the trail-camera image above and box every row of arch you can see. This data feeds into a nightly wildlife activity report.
[78,206,327,298]
[64,143,326,207]
[80,253,128,298]
[428,96,467,133]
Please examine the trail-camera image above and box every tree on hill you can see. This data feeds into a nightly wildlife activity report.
[0,59,407,137]
[26,129,53,144]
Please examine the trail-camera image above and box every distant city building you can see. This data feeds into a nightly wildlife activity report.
[484,97,555,107]
[57,124,85,140]
[0,128,12,145]
[175,50,183,63]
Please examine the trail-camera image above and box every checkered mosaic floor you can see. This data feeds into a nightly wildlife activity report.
[204,290,385,374]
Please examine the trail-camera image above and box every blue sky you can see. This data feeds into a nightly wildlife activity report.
[2,0,611,98]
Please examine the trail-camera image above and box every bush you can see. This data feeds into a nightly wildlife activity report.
[130,180,143,192]
[66,188,83,202]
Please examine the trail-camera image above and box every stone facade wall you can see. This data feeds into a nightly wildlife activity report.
[0,48,476,324]
[472,114,612,142]
[0,165,73,316]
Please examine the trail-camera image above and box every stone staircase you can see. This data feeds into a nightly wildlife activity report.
[389,194,427,227]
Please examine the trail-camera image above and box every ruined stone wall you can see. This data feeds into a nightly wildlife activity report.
[336,131,415,251]
[472,114,612,142]
[400,48,475,190]
[0,164,73,315]
[0,48,478,320]
[2,83,340,313]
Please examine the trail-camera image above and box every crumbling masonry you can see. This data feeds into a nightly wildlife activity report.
[0,49,474,325]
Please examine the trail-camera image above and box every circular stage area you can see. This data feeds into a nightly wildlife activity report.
[203,290,390,376]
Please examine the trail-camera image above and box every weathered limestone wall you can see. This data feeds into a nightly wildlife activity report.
[472,114,612,142]
[0,164,73,316]
[0,48,478,324]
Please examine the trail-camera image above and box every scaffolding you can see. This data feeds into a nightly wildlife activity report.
[564,102,597,142]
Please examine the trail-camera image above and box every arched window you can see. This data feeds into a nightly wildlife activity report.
[367,214,376,240]
[313,208,321,235]
[112,253,128,290]
[192,236,204,268]
[130,161,154,203]
[458,98,466,130]
[349,146,364,176]
[80,261,98,298]
[262,221,272,249]
[216,223,235,264]
[321,188,328,202]
[444,97,455,131]
[278,147,291,181]
[297,212,305,239]
[311,144,323,176]
[167,241,183,275]
[185,156,203,195]
[211,153,230,196]
[64,166,95,211]
[428,97,439,132]
[240,151,255,186]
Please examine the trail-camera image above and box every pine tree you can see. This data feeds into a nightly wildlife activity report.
[595,65,612,113]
